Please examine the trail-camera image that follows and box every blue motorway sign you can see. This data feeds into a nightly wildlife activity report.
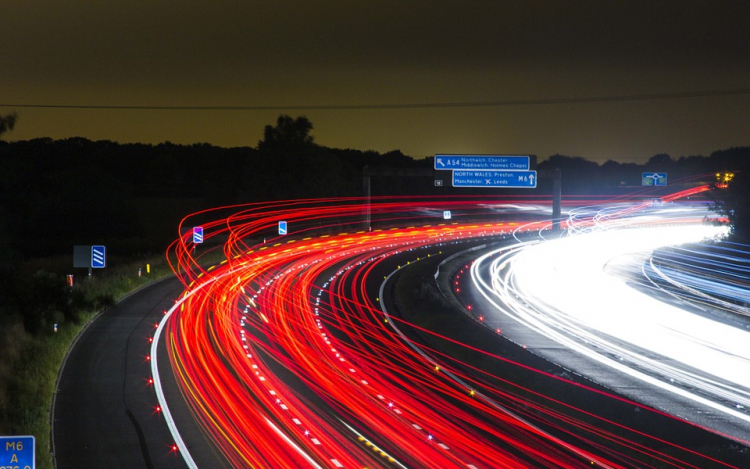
[642,172,667,186]
[193,226,204,244]
[91,245,106,268]
[452,170,537,188]
[278,221,288,235]
[1,435,35,469]
[434,155,530,171]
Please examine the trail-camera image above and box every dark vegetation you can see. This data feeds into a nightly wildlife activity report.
[709,168,750,240]
[1,115,748,262]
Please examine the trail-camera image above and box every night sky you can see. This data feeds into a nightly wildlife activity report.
[2,1,749,162]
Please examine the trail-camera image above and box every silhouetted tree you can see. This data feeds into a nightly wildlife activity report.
[710,171,750,241]
[645,153,673,169]
[248,115,360,199]
[599,160,626,187]
[706,148,750,241]
[258,115,314,152]
[0,112,18,137]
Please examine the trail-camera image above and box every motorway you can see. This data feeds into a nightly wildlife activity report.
[158,208,593,468]
[55,193,750,468]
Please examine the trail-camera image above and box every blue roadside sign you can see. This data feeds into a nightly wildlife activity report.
[193,226,204,244]
[452,170,537,188]
[91,245,106,268]
[1,435,35,469]
[278,221,288,235]
[642,172,667,186]
[434,155,530,171]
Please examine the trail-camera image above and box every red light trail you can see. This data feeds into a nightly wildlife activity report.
[149,194,745,468]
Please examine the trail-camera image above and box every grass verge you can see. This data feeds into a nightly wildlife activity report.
[0,255,178,469]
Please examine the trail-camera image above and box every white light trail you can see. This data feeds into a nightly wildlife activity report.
[471,209,750,426]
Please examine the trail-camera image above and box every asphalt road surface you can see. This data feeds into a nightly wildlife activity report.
[53,277,191,469]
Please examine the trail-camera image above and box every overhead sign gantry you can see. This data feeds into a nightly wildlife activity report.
[434,154,536,188]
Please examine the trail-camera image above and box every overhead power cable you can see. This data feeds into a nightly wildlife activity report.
[2,88,749,111]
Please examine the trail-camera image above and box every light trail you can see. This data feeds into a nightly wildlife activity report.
[152,194,748,468]
[471,198,750,435]
[645,242,750,318]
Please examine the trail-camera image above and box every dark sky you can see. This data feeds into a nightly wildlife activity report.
[2,1,749,162]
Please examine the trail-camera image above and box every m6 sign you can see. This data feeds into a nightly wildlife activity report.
[452,170,537,188]
[1,435,35,469]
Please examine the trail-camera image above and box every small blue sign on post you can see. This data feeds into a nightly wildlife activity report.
[642,172,667,186]
[452,170,537,188]
[1,435,35,469]
[278,221,288,235]
[435,155,530,171]
[193,226,204,244]
[91,245,106,268]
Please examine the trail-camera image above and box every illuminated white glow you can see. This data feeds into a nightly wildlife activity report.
[515,226,749,385]
[472,213,750,424]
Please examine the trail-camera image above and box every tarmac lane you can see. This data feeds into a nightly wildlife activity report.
[53,277,189,469]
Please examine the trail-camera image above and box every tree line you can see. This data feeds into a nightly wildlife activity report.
[0,115,748,262]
